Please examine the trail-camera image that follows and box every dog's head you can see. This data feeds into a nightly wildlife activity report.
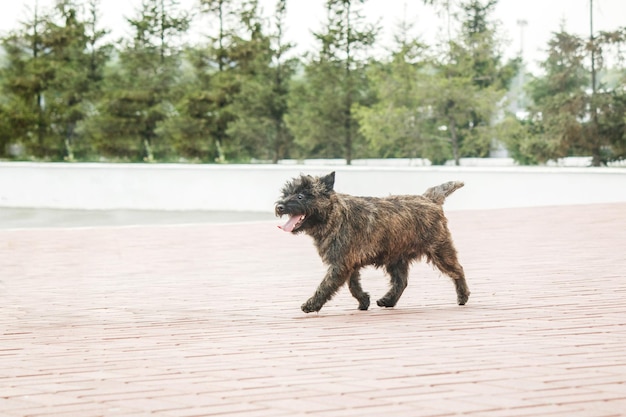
[275,171,335,234]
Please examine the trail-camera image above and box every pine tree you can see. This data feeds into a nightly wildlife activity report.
[353,18,435,159]
[83,0,190,161]
[226,0,296,162]
[518,27,626,165]
[0,3,52,158]
[160,0,268,162]
[421,0,515,165]
[525,29,588,163]
[287,0,378,164]
[0,0,110,160]
[45,0,110,160]
[191,0,239,161]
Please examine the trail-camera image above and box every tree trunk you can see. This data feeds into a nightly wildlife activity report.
[143,138,154,162]
[448,117,460,166]
[215,139,225,163]
[590,120,602,166]
[64,122,75,161]
[33,4,46,158]
[218,0,224,72]
[589,0,601,167]
[344,0,352,165]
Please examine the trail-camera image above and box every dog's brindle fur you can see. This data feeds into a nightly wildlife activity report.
[275,172,470,313]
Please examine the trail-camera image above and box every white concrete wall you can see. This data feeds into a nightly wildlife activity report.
[1,162,625,212]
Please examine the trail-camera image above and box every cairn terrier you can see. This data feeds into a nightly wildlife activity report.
[275,171,470,313]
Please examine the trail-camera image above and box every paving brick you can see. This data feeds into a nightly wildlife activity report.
[14,403,129,417]
[1,203,625,416]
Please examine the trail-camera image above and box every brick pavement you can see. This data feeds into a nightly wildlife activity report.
[1,203,625,417]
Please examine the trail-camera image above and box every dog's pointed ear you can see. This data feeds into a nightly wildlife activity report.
[320,171,335,192]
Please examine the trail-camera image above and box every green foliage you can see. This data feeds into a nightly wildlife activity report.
[0,0,624,165]
[0,0,111,160]
[1,5,53,158]
[446,1,518,162]
[409,0,513,165]
[504,26,626,166]
[354,20,429,159]
[496,115,552,165]
[287,0,378,164]
[287,59,349,159]
[594,89,626,162]
[226,0,297,162]
[44,0,107,160]
[81,0,190,161]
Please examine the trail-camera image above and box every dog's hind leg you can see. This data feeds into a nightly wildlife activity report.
[301,266,351,313]
[348,270,370,310]
[377,260,409,308]
[430,241,470,305]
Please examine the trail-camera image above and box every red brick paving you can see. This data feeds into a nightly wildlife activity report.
[1,203,625,417]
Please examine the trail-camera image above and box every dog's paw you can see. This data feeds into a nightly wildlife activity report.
[457,292,470,306]
[358,294,370,311]
[376,297,397,308]
[301,299,321,313]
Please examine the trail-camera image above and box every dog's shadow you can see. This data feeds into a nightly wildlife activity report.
[292,304,475,321]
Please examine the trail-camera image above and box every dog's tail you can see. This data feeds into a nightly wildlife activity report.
[423,181,464,205]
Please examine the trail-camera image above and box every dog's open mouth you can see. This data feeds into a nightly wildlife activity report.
[278,214,306,232]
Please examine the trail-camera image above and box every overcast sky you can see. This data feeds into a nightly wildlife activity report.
[1,0,624,73]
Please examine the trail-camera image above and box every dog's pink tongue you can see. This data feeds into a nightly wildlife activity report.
[278,215,303,232]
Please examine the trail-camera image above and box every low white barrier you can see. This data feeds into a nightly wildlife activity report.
[1,162,625,212]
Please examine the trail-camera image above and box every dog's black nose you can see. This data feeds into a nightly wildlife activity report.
[276,204,285,214]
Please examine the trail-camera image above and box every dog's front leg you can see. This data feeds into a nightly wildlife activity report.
[302,266,350,313]
[348,270,370,310]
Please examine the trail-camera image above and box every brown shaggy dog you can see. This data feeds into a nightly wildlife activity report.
[275,171,470,313]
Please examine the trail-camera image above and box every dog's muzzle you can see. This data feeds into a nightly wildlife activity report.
[275,203,306,232]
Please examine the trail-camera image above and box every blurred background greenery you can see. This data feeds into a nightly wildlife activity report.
[0,0,624,166]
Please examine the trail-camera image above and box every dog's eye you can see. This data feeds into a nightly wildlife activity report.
[297,194,304,200]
